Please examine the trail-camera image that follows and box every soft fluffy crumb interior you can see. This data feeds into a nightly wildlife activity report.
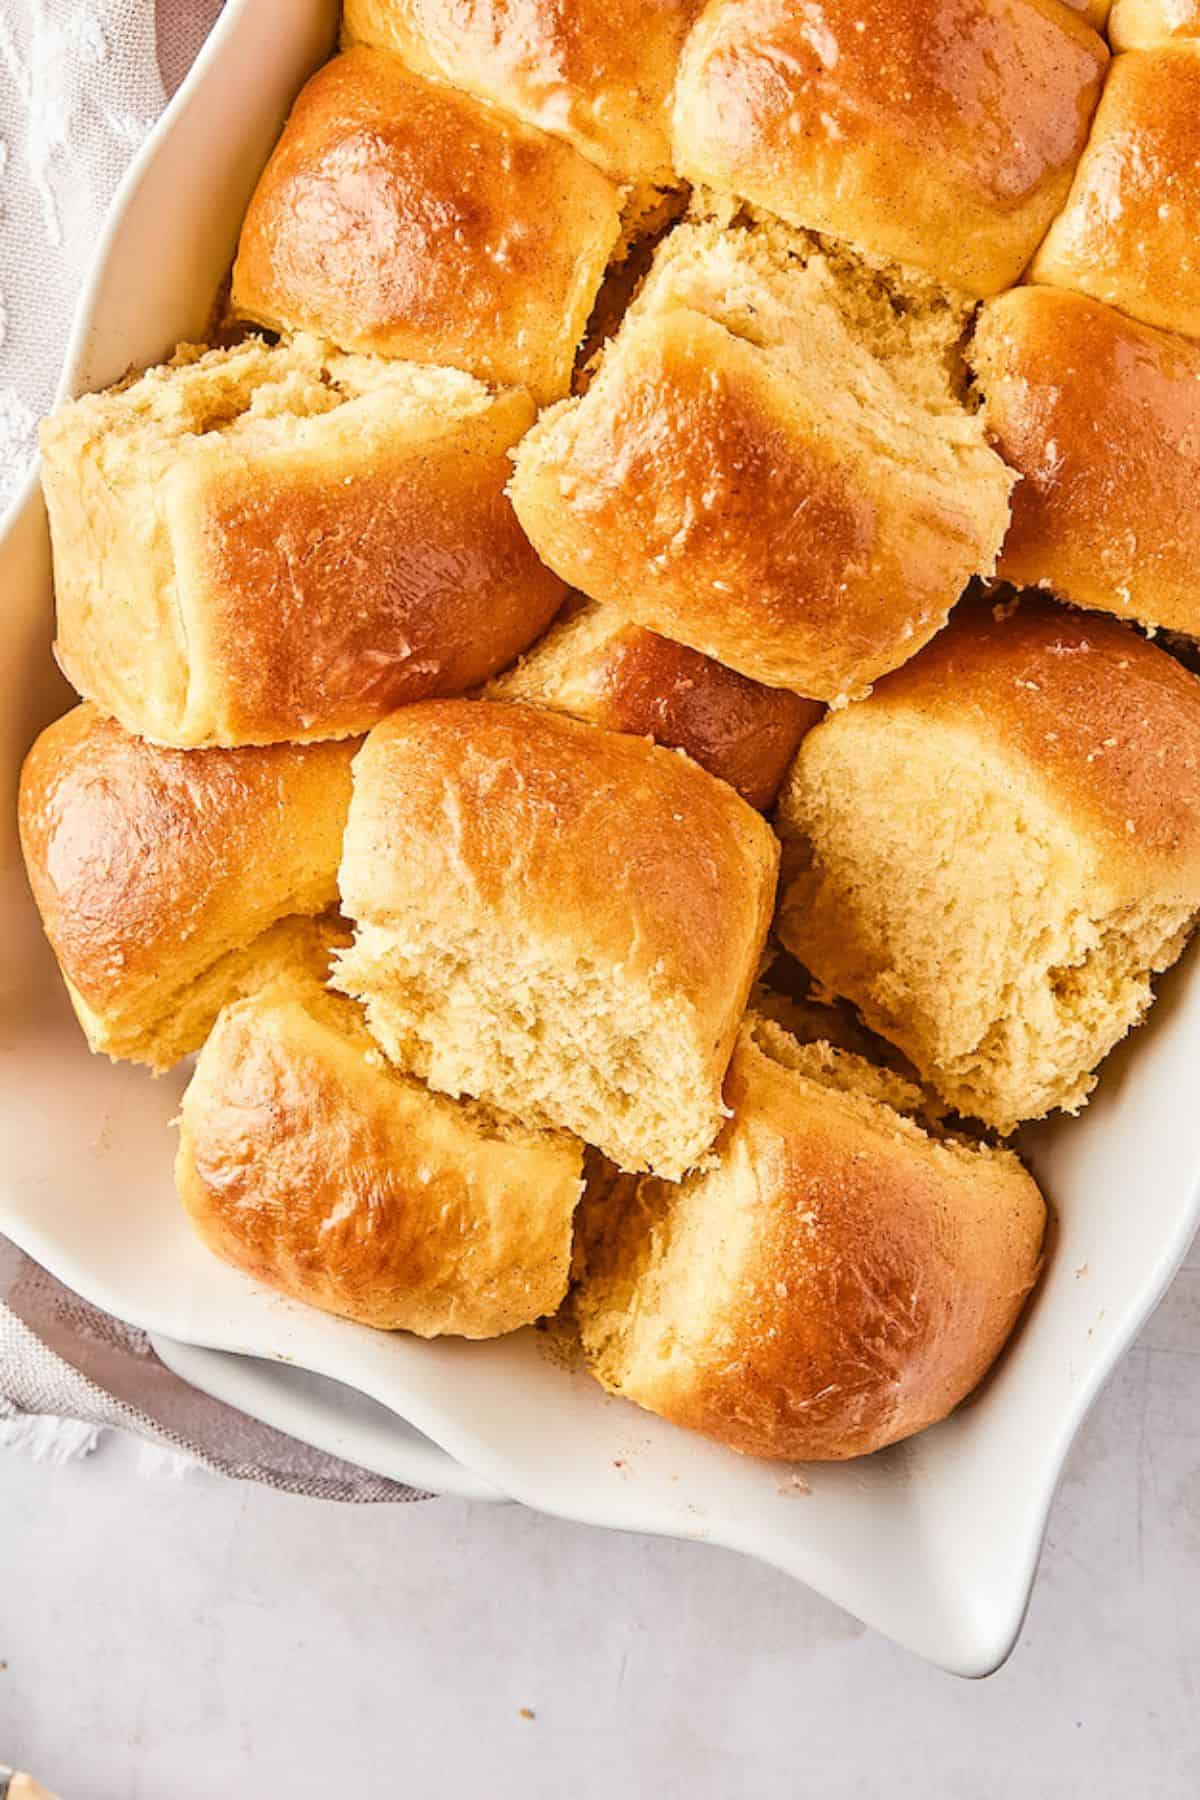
[333,925,726,1179]
[485,597,625,714]
[779,714,1198,1130]
[573,1011,1021,1397]
[748,975,930,1087]
[625,216,1008,502]
[572,1158,751,1399]
[256,971,581,1155]
[65,332,494,465]
[87,910,347,1071]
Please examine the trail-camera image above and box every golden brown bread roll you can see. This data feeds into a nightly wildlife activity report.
[509,219,1012,700]
[1032,46,1200,341]
[231,47,622,404]
[18,706,356,1070]
[176,973,584,1337]
[574,1015,1045,1461]
[1109,0,1198,45]
[333,699,779,1179]
[775,600,1200,1132]
[341,0,703,206]
[486,597,822,810]
[972,287,1200,638]
[671,0,1108,298]
[40,336,564,748]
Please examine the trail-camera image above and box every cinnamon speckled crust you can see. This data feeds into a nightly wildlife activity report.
[1032,46,1200,341]
[487,598,822,809]
[575,1021,1045,1461]
[972,288,1200,638]
[177,975,584,1338]
[845,599,1200,879]
[1110,0,1199,46]
[231,47,622,403]
[341,0,703,196]
[509,307,1001,698]
[672,0,1107,297]
[18,706,356,1062]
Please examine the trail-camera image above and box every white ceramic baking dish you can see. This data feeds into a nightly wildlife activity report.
[2,0,1198,1676]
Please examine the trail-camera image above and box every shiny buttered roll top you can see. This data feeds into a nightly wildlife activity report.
[232,47,624,405]
[672,0,1109,297]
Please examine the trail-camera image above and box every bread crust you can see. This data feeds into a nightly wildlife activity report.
[774,600,1200,1129]
[576,1021,1045,1461]
[177,975,584,1337]
[341,0,703,197]
[340,698,778,1001]
[40,342,565,747]
[232,47,622,403]
[973,288,1200,638]
[487,598,821,809]
[18,706,356,1061]
[672,0,1107,297]
[335,699,779,1177]
[850,600,1200,882]
[509,307,1003,698]
[1032,46,1200,341]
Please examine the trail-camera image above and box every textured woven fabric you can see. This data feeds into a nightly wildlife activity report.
[0,0,426,1501]
[0,1242,425,1499]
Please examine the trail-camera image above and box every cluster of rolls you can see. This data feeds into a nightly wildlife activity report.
[19,0,1200,1462]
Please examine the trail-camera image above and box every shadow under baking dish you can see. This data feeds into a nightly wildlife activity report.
[1,0,1198,1678]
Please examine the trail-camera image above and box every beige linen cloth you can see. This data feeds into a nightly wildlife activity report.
[0,0,423,1502]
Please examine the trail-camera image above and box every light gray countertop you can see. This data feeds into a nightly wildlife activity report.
[2,1243,1197,1799]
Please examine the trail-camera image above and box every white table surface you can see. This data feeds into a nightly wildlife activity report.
[1,1242,1198,1799]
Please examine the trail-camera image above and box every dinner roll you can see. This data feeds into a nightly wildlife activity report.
[341,0,702,206]
[18,706,355,1071]
[40,336,563,748]
[1109,0,1198,45]
[231,47,621,404]
[1032,46,1200,341]
[333,700,779,1179]
[972,287,1200,638]
[176,973,584,1337]
[486,597,822,810]
[509,219,1012,699]
[775,600,1200,1132]
[671,0,1108,298]
[574,1015,1045,1461]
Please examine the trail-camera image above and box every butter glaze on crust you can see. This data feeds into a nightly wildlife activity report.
[39,337,565,748]
[574,1018,1045,1461]
[858,603,1200,876]
[177,974,584,1337]
[672,0,1108,297]
[1032,46,1200,342]
[18,705,356,1068]
[341,0,703,200]
[775,601,1200,1130]
[333,700,779,1179]
[972,287,1200,637]
[487,597,822,809]
[231,47,622,403]
[509,223,1012,698]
